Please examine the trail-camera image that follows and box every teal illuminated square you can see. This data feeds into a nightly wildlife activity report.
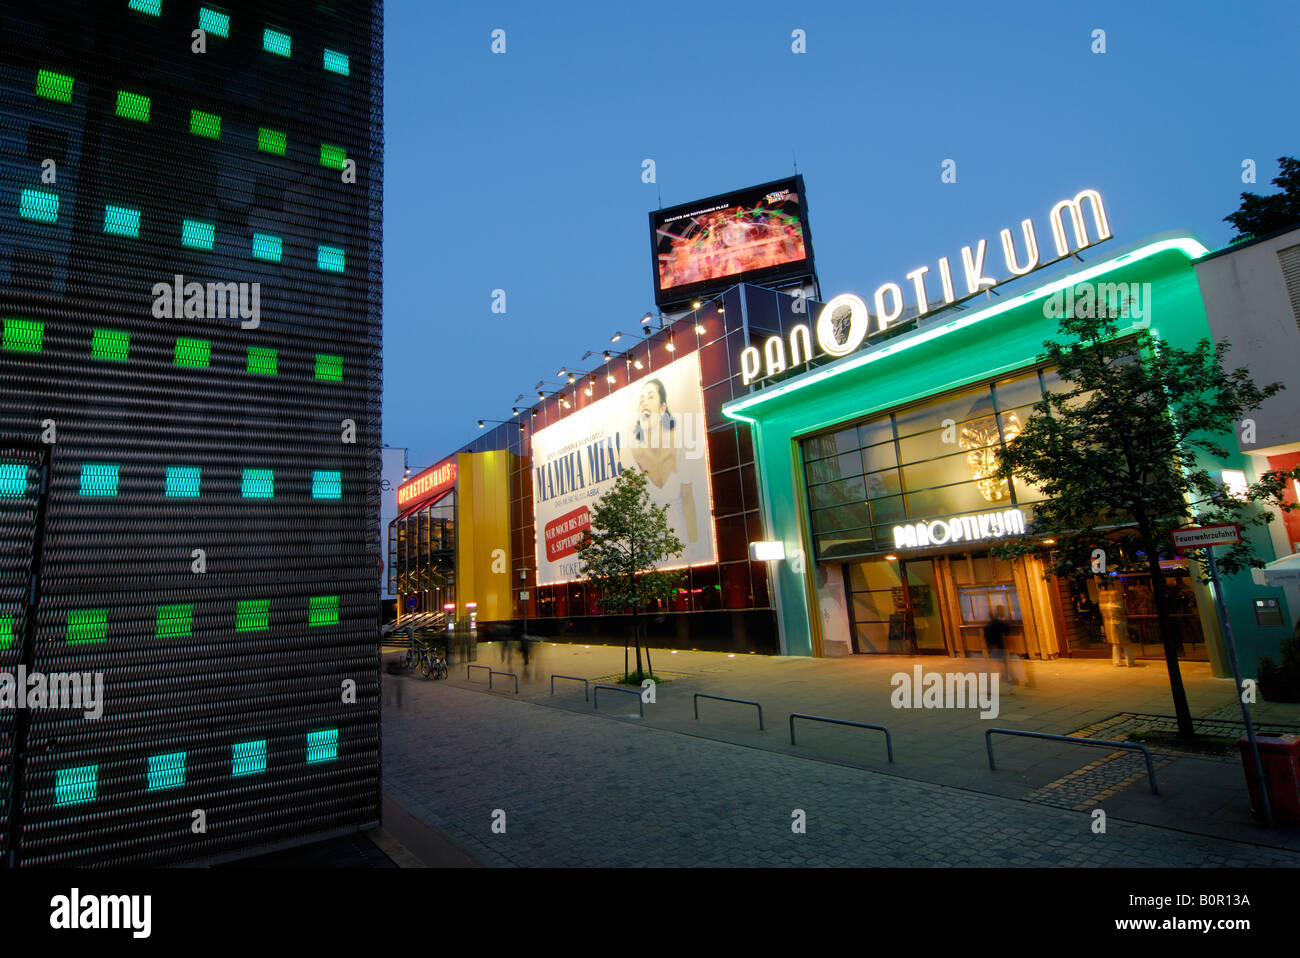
[115,90,151,122]
[319,143,347,170]
[36,69,74,103]
[147,752,186,791]
[165,466,201,497]
[0,615,13,651]
[322,49,349,75]
[129,0,162,15]
[307,729,338,764]
[309,596,339,627]
[198,7,229,38]
[79,463,119,497]
[189,109,221,139]
[251,233,283,262]
[2,317,44,353]
[246,346,277,375]
[262,28,292,57]
[155,604,193,639]
[312,470,341,499]
[241,468,274,499]
[314,354,343,382]
[174,337,210,368]
[66,609,108,645]
[20,188,59,223]
[0,463,25,497]
[232,740,267,777]
[257,128,286,156]
[55,765,98,806]
[182,219,215,250]
[92,329,129,361]
[236,599,270,632]
[316,245,344,273]
[103,205,141,237]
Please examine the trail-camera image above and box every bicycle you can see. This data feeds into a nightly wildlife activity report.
[417,644,448,680]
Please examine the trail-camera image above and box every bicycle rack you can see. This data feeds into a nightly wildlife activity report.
[693,693,763,731]
[788,713,894,762]
[467,664,491,684]
[593,685,643,717]
[985,728,1159,795]
[489,670,518,694]
[550,674,590,701]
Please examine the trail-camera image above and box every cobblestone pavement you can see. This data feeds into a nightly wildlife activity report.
[382,677,1300,868]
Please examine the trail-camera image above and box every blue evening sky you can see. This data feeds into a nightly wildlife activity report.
[383,0,1300,469]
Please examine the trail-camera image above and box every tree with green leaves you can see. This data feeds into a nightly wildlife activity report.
[993,299,1300,739]
[1224,156,1300,239]
[576,467,684,682]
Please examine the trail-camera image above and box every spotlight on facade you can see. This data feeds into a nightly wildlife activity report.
[477,420,485,428]
[603,350,612,361]
[694,323,706,334]
[511,408,519,416]
[633,359,644,370]
[567,373,576,383]
[537,391,545,400]
[749,541,785,561]
[607,374,616,384]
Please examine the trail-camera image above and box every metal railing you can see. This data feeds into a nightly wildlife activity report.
[550,674,590,701]
[467,664,491,683]
[593,685,644,717]
[789,714,893,762]
[693,693,763,731]
[985,728,1159,795]
[489,670,518,694]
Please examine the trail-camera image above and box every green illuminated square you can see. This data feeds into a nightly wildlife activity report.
[3,317,44,353]
[319,143,347,170]
[115,90,151,122]
[241,468,274,499]
[36,69,74,103]
[147,752,186,791]
[164,466,201,497]
[262,28,292,57]
[236,599,270,632]
[103,205,141,237]
[246,346,277,375]
[92,328,129,361]
[155,603,193,639]
[257,127,286,156]
[308,595,339,627]
[312,471,341,499]
[316,245,345,273]
[307,729,338,763]
[0,615,14,650]
[198,7,229,38]
[322,49,349,76]
[181,219,215,250]
[0,463,26,497]
[251,233,283,262]
[20,188,59,223]
[232,740,266,776]
[129,0,161,15]
[66,608,108,645]
[189,109,221,139]
[314,354,343,382]
[174,337,210,368]
[55,765,98,806]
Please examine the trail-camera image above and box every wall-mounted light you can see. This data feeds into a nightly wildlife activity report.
[606,373,616,384]
[691,300,702,310]
[749,541,785,561]
[694,323,706,334]
[610,331,623,343]
[1222,469,1249,501]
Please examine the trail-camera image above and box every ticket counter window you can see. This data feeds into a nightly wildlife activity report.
[957,584,1024,657]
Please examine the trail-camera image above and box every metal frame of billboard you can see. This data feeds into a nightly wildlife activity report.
[649,175,817,308]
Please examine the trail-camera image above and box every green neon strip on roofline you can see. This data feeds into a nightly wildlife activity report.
[721,236,1210,420]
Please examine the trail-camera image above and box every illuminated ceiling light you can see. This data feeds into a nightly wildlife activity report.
[1042,538,1056,545]
[694,323,706,334]
[691,300,702,309]
[606,374,616,384]
[665,340,675,352]
[717,305,725,313]
[610,331,623,343]
[884,554,898,561]
[633,359,644,370]
[584,386,593,396]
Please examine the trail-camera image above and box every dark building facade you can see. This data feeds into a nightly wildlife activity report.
[0,0,382,865]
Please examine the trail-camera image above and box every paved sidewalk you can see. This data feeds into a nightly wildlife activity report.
[382,640,1300,865]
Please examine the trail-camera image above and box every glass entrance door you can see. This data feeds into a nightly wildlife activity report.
[846,557,947,654]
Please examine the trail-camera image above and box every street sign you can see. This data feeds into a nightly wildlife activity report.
[519,590,530,600]
[1170,523,1241,553]
[405,595,419,611]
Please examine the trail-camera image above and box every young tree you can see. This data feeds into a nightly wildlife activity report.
[993,299,1300,739]
[1224,156,1300,239]
[576,468,684,682]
